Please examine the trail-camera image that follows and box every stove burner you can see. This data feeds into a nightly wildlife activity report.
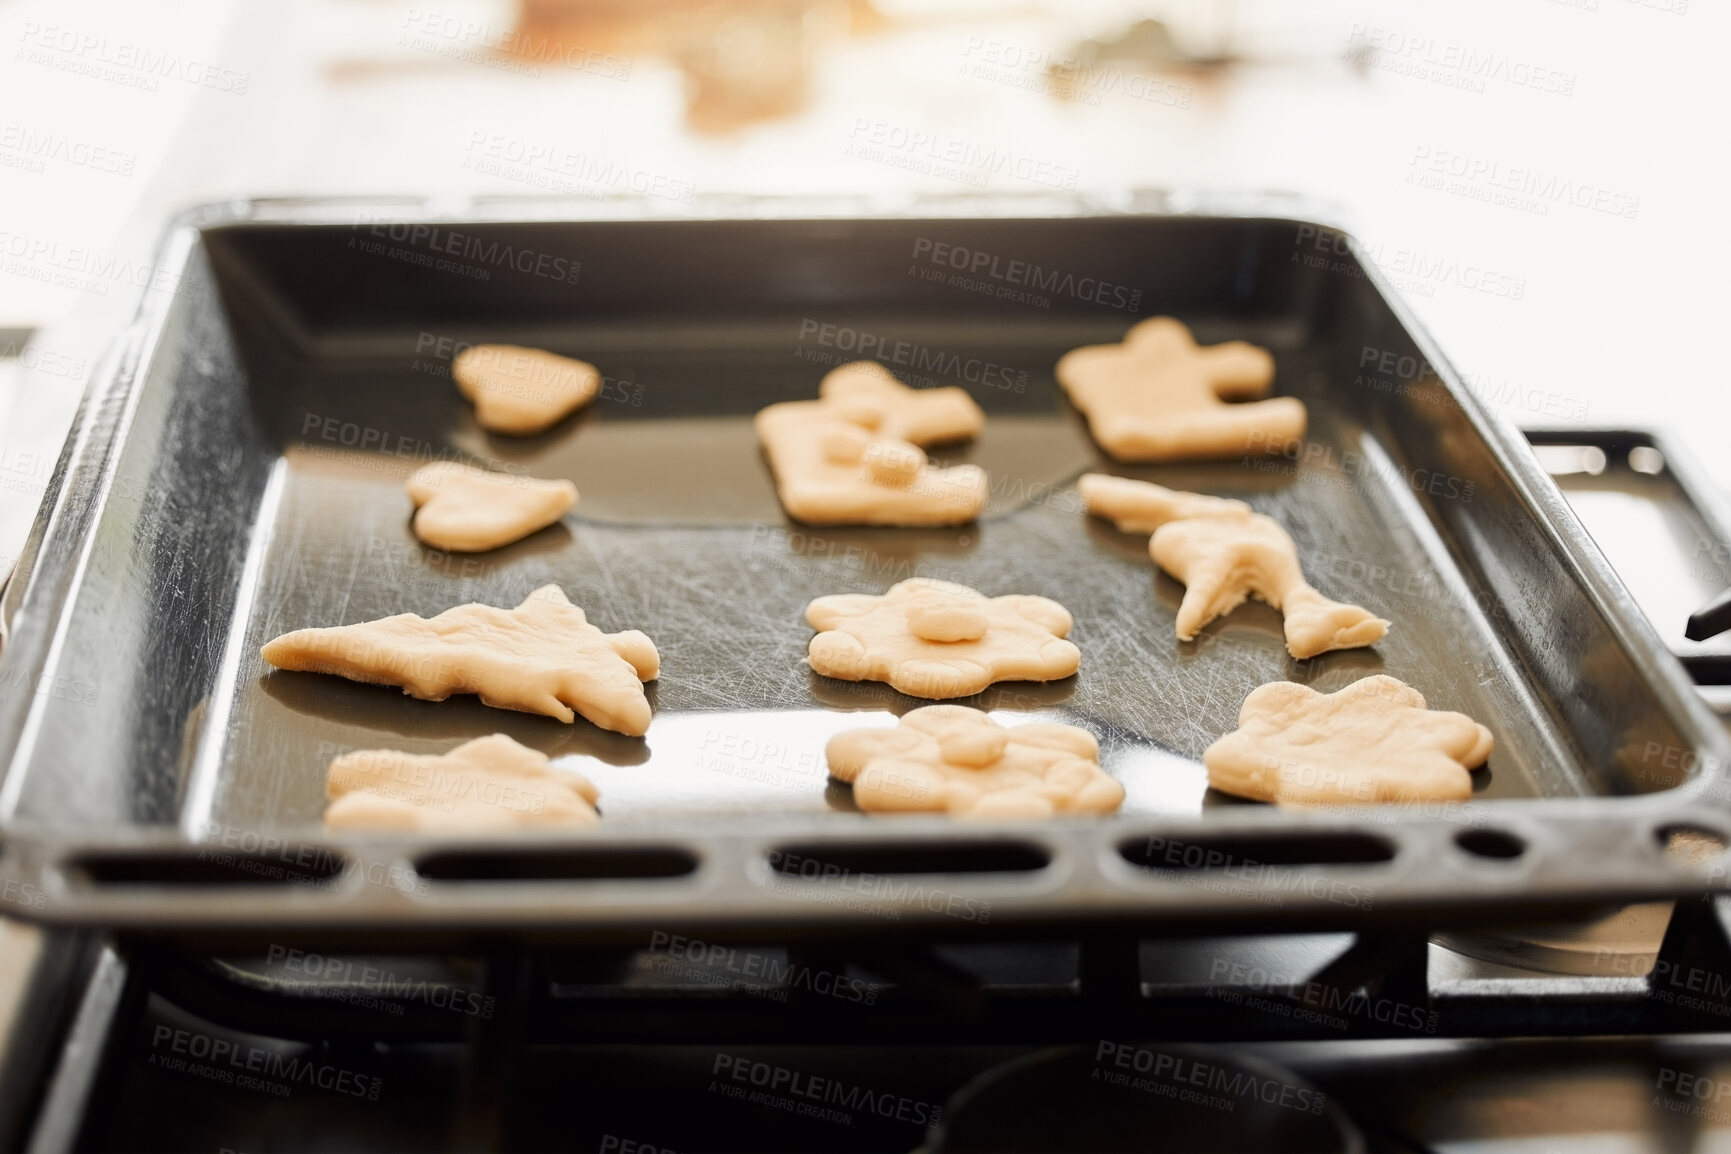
[929,1045,1363,1154]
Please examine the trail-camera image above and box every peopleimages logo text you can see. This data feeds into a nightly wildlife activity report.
[349,214,582,284]
[910,237,1142,312]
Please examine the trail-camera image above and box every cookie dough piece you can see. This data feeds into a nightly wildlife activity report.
[261,585,659,735]
[1056,317,1305,461]
[755,362,988,527]
[325,734,600,832]
[818,361,984,444]
[827,705,1123,817]
[1080,475,1387,658]
[1152,513,1389,659]
[806,578,1079,699]
[1079,472,1252,533]
[407,461,577,552]
[453,344,600,435]
[1204,675,1493,806]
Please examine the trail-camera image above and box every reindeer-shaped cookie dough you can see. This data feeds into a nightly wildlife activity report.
[1081,474,1388,658]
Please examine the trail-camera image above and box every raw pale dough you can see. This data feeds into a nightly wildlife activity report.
[1055,317,1305,461]
[806,578,1079,699]
[755,362,988,526]
[406,461,577,552]
[453,344,600,435]
[1079,472,1251,532]
[1152,512,1389,659]
[325,734,600,832]
[818,361,984,444]
[261,585,659,735]
[1204,675,1493,806]
[826,705,1123,817]
[1081,475,1386,658]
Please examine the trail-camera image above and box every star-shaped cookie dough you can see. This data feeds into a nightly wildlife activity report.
[827,705,1123,817]
[1152,512,1389,659]
[756,362,988,526]
[454,344,601,435]
[406,461,577,552]
[325,734,600,832]
[1056,317,1305,461]
[1204,675,1493,806]
[806,578,1079,699]
[261,585,659,734]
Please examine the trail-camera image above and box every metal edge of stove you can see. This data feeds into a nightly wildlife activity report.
[21,946,129,1154]
[0,193,1728,945]
[1523,424,1731,712]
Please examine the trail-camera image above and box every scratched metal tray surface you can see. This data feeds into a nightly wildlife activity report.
[0,193,1727,943]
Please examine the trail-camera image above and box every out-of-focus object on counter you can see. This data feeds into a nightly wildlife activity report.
[505,0,1334,133]
[514,0,878,133]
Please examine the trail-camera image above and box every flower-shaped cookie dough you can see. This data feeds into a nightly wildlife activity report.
[1153,513,1389,659]
[453,344,601,435]
[1204,675,1493,806]
[756,362,988,527]
[806,579,1080,698]
[827,705,1123,817]
[325,734,600,832]
[406,461,577,552]
[1056,317,1305,461]
[261,585,659,735]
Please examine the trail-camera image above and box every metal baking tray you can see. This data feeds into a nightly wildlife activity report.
[0,194,1727,945]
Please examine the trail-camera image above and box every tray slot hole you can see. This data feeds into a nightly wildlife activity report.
[1118,832,1395,872]
[1629,445,1665,475]
[67,848,349,888]
[415,847,698,882]
[1454,828,1525,861]
[1532,443,1607,476]
[1658,825,1729,869]
[768,841,1050,878]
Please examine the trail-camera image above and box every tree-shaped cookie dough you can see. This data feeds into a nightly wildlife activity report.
[406,461,577,552]
[756,362,988,526]
[1153,513,1389,659]
[806,578,1079,698]
[454,344,601,434]
[1204,675,1493,806]
[261,585,659,735]
[325,733,601,832]
[827,705,1123,817]
[1056,317,1305,461]
[1080,474,1388,659]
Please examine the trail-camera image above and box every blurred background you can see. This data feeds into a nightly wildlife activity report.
[0,0,1719,576]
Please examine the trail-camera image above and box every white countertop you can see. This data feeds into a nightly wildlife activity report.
[1,0,1726,577]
